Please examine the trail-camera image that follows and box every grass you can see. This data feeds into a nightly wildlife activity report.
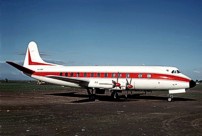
[0,80,67,92]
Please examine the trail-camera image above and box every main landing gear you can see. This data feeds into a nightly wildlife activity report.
[87,88,95,101]
[111,91,119,100]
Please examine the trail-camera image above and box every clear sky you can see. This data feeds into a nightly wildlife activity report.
[0,0,202,80]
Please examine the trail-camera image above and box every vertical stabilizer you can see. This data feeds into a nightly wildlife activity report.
[23,41,51,68]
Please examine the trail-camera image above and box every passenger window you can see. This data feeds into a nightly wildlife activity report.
[126,73,130,78]
[77,73,79,77]
[118,73,122,78]
[112,73,116,78]
[70,73,73,77]
[138,73,142,78]
[97,73,100,77]
[60,72,63,76]
[65,72,68,77]
[84,73,87,77]
[104,73,108,77]
[147,74,151,78]
[91,73,94,77]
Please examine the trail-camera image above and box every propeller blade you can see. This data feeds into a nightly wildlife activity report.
[130,78,132,84]
[112,80,116,88]
[126,78,129,85]
[117,72,119,83]
[112,80,121,88]
[126,78,133,90]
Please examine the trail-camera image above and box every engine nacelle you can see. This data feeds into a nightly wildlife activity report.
[88,79,112,89]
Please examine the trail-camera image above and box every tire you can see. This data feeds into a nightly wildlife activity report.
[111,91,119,100]
[89,95,95,101]
[168,97,172,102]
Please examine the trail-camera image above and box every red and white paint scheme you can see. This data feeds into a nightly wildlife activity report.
[7,41,196,101]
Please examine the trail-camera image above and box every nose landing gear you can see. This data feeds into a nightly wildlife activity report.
[168,94,174,102]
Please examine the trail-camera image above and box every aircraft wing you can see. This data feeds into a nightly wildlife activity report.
[46,75,89,87]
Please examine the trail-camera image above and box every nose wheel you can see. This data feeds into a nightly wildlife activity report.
[168,94,173,102]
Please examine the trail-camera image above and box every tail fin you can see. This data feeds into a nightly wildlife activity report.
[23,41,52,68]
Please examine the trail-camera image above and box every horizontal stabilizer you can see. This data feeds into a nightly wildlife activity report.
[6,61,35,74]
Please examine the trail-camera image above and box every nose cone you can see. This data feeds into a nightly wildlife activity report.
[189,80,196,88]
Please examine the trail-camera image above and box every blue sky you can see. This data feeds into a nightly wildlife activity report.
[1,0,202,80]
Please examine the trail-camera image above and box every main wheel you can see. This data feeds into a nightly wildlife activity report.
[89,94,95,101]
[111,91,119,100]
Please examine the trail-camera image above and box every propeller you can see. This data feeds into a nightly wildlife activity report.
[125,78,133,99]
[126,78,133,90]
[112,72,121,89]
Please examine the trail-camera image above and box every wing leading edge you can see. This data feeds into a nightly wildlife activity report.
[46,75,89,87]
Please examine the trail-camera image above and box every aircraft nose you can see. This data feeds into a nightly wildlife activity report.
[189,80,196,88]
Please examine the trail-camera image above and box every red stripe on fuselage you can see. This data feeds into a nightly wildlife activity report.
[33,72,190,82]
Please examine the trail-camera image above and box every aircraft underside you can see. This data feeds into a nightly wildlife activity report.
[32,75,190,102]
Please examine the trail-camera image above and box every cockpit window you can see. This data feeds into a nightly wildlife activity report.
[177,70,180,73]
[171,70,181,74]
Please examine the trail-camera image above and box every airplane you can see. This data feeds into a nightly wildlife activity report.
[6,41,196,102]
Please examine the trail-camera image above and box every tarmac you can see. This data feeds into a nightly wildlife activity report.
[0,85,202,136]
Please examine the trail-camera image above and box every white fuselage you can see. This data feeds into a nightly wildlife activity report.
[30,65,190,91]
[7,41,196,99]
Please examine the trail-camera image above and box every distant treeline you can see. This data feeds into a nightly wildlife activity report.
[0,79,35,83]
[196,80,202,83]
[0,79,53,85]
